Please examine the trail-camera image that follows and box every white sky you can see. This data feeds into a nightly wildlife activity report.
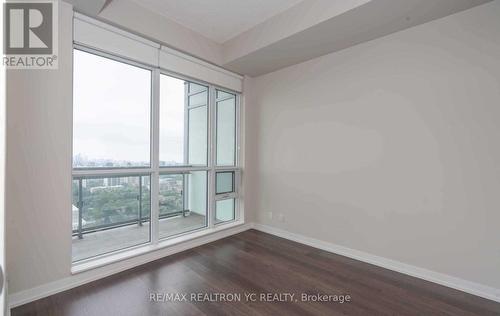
[159,75,185,163]
[73,50,185,164]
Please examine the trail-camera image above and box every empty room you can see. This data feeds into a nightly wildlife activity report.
[2,0,500,315]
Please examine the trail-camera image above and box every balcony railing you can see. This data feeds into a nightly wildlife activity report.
[72,208,190,238]
[72,175,189,239]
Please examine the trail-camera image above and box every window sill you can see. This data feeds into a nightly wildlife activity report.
[71,220,245,274]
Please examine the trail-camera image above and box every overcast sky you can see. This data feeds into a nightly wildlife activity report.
[73,50,185,164]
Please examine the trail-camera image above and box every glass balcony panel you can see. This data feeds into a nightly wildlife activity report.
[159,171,207,239]
[72,175,151,262]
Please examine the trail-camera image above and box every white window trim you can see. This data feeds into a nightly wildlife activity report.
[71,220,245,274]
[71,43,243,270]
[73,12,243,92]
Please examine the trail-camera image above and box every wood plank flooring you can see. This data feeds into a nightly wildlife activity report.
[12,229,500,315]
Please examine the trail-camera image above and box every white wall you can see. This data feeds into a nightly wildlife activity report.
[248,0,500,290]
[242,76,257,223]
[6,1,74,295]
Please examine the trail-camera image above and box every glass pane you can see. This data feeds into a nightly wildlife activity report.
[158,174,183,217]
[188,91,208,107]
[189,82,206,94]
[188,106,207,165]
[217,90,233,100]
[159,171,207,239]
[159,75,186,166]
[216,172,234,194]
[73,49,151,168]
[216,92,236,166]
[72,175,151,262]
[160,75,208,166]
[215,199,235,224]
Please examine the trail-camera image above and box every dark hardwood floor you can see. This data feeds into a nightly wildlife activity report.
[12,229,500,315]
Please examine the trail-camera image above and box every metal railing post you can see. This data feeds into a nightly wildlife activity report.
[138,176,143,226]
[78,178,83,239]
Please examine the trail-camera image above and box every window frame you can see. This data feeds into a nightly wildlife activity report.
[71,45,242,264]
[72,45,155,171]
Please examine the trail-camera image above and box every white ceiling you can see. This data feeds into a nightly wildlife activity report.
[222,0,492,76]
[131,0,303,43]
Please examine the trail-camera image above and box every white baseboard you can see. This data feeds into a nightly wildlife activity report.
[8,223,253,309]
[252,223,500,303]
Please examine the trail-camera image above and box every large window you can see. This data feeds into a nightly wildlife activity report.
[72,47,241,263]
[73,49,151,168]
